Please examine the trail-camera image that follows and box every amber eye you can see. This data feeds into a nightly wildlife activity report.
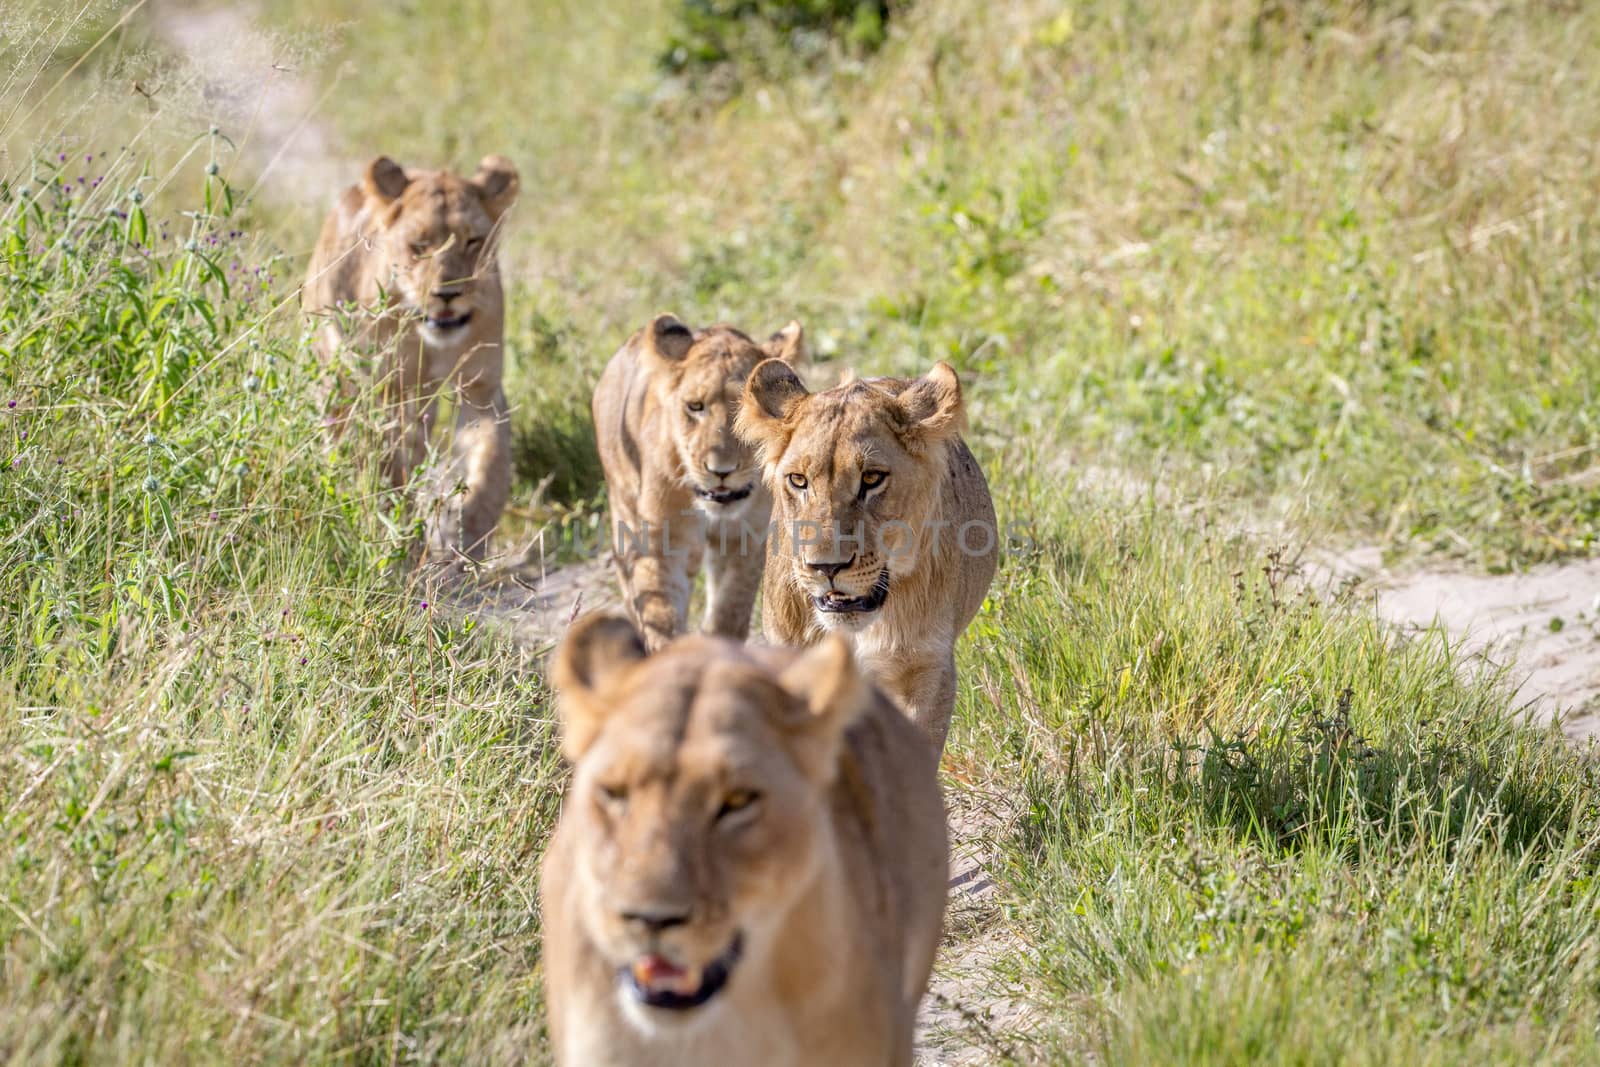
[686,400,705,414]
[465,236,484,253]
[409,241,430,257]
[717,789,761,821]
[786,472,808,491]
[598,783,628,809]
[861,469,888,490]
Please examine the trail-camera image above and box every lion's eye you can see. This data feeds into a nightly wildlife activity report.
[717,789,761,821]
[686,400,705,414]
[598,783,628,809]
[409,241,430,257]
[861,469,888,490]
[465,236,484,253]
[786,472,808,491]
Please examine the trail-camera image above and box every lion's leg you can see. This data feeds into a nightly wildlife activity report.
[431,377,511,562]
[877,648,957,757]
[702,524,762,639]
[617,495,695,651]
[627,552,691,652]
[385,393,437,490]
[377,337,433,490]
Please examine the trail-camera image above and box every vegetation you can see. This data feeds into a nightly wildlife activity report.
[659,0,899,77]
[2,0,1597,1063]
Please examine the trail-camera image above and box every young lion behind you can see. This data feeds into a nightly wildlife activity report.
[593,315,803,650]
[540,613,948,1067]
[302,153,518,564]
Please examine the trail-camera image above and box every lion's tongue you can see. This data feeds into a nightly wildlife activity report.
[632,955,702,995]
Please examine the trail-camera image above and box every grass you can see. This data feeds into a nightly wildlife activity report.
[3,0,1599,1063]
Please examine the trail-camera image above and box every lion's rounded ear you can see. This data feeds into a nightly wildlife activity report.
[552,612,648,759]
[775,635,871,781]
[763,320,806,367]
[644,314,695,363]
[737,358,809,456]
[743,358,809,422]
[363,156,410,205]
[471,154,520,220]
[897,361,964,443]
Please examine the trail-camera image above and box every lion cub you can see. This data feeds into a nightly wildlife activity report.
[540,613,948,1067]
[593,315,803,650]
[737,360,998,754]
[303,154,518,564]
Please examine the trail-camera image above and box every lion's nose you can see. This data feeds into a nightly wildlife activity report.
[805,554,855,580]
[620,907,691,934]
[704,456,737,477]
[433,286,465,304]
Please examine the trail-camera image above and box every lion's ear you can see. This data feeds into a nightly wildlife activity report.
[551,612,648,760]
[762,320,806,367]
[363,156,410,205]
[644,314,695,364]
[471,154,520,220]
[737,358,809,456]
[776,635,871,782]
[897,361,964,443]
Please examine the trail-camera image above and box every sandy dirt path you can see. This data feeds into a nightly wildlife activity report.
[1313,548,1600,740]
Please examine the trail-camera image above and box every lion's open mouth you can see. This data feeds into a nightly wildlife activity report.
[621,934,743,1012]
[692,484,753,506]
[812,568,890,615]
[424,310,473,331]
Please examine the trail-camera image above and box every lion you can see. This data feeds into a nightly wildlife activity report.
[593,315,804,651]
[302,153,519,564]
[540,612,948,1067]
[735,360,997,753]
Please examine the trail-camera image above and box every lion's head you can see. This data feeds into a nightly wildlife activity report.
[358,154,519,348]
[550,612,869,1028]
[736,361,965,632]
[638,314,804,517]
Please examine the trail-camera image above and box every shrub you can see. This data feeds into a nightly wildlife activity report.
[659,0,900,79]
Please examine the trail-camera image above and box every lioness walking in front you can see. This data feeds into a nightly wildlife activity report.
[737,361,998,753]
[594,315,803,650]
[302,154,518,564]
[540,612,948,1067]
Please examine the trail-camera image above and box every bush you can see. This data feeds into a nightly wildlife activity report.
[659,0,900,78]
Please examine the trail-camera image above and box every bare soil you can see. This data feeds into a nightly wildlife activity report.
[1312,547,1600,740]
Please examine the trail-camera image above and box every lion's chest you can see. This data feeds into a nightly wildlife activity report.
[561,994,802,1067]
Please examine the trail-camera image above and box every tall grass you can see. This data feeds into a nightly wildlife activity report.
[0,127,563,1062]
[255,0,1600,566]
[950,478,1600,1059]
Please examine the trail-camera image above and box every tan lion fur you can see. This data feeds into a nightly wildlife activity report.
[302,154,518,563]
[736,361,998,753]
[593,315,803,650]
[541,613,948,1067]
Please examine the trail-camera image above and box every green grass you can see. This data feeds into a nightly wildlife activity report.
[4,0,1600,1063]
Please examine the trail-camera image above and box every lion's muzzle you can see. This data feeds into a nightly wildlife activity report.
[811,567,890,616]
[692,483,755,506]
[619,932,744,1012]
